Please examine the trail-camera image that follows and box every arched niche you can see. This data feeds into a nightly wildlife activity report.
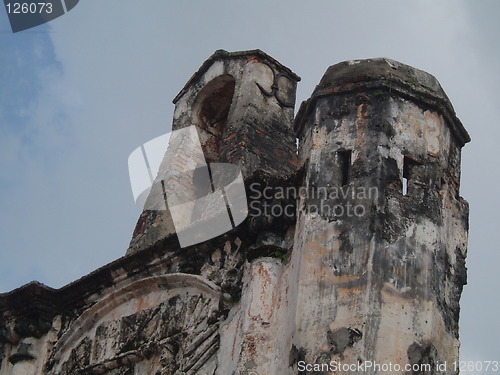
[47,274,224,375]
[194,75,236,162]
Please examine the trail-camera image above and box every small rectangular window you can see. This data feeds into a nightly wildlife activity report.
[338,150,352,186]
[403,156,415,196]
[402,175,408,196]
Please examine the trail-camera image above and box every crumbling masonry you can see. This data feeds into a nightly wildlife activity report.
[0,50,469,374]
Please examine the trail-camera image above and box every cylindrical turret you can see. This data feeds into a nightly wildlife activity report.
[291,58,469,373]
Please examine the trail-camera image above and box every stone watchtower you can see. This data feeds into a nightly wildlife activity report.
[0,51,468,375]
[128,50,300,254]
[290,58,470,373]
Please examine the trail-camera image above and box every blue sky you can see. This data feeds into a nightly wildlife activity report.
[0,0,499,368]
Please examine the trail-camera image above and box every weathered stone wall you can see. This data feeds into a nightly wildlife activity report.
[0,53,469,375]
[0,233,247,374]
[289,59,469,373]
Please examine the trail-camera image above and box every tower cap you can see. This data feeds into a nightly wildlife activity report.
[295,58,470,146]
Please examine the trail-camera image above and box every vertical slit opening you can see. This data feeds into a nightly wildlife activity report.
[338,150,352,186]
[402,156,413,196]
[402,176,408,196]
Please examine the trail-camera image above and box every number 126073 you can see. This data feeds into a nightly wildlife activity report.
[5,2,53,14]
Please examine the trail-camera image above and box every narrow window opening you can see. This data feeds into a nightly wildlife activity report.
[402,176,408,196]
[338,150,352,186]
[402,156,415,196]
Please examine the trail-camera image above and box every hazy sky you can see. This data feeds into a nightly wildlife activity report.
[0,0,498,368]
